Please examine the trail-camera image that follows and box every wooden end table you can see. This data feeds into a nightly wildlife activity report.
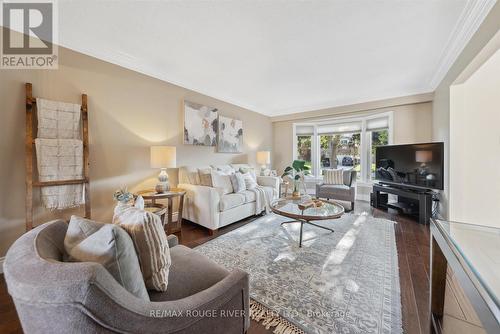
[135,188,186,234]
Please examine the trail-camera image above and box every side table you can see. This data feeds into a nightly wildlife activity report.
[135,188,186,234]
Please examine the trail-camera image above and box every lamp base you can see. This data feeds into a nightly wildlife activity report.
[156,168,170,193]
[155,182,170,193]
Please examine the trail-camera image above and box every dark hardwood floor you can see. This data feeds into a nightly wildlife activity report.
[0,201,430,334]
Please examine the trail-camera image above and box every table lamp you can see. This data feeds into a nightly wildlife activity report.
[150,146,176,193]
[257,151,271,176]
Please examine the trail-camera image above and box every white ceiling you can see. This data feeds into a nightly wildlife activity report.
[55,0,495,116]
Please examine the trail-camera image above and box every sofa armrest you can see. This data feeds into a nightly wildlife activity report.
[256,176,280,191]
[178,183,221,230]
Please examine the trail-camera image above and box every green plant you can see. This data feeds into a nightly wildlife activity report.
[282,160,311,193]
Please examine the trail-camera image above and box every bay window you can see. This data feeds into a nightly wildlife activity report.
[293,112,393,184]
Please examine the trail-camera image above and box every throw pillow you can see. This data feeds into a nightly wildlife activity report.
[239,167,257,181]
[242,172,258,189]
[113,204,171,292]
[64,215,149,300]
[230,172,246,193]
[211,170,234,194]
[198,167,213,187]
[324,169,344,185]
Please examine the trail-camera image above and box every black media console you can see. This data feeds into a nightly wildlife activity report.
[372,183,433,225]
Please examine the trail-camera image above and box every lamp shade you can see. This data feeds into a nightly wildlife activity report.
[150,146,176,168]
[257,151,271,165]
[415,150,432,163]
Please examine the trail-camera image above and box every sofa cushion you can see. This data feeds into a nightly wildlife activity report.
[233,164,257,180]
[149,245,229,301]
[64,216,149,301]
[212,170,234,194]
[178,166,201,185]
[242,172,257,189]
[211,164,234,174]
[198,167,213,187]
[240,190,256,203]
[219,193,246,211]
[230,172,246,193]
[113,204,171,292]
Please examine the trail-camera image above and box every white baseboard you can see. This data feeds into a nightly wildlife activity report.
[0,256,4,274]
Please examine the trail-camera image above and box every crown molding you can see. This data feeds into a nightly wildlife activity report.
[270,92,434,123]
[428,0,497,89]
[57,42,267,116]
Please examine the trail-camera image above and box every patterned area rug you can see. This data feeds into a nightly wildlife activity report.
[195,212,402,334]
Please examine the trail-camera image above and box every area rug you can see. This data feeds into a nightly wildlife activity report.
[195,212,403,334]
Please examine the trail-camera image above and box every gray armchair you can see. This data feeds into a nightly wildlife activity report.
[4,220,250,334]
[316,170,356,211]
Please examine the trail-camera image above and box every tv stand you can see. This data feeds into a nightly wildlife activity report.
[373,183,433,224]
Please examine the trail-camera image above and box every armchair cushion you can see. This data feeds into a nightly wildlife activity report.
[149,245,229,301]
[316,183,356,203]
[64,216,149,301]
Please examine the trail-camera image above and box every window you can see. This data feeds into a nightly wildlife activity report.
[320,133,361,179]
[296,135,312,170]
[294,113,392,183]
[369,129,389,179]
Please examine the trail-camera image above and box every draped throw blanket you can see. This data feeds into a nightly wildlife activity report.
[250,185,274,215]
[35,139,84,210]
[35,98,84,210]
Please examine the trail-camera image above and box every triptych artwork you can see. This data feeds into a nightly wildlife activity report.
[183,101,243,153]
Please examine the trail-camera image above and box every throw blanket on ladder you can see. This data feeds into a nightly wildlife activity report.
[36,98,84,210]
[35,139,84,210]
[36,98,81,139]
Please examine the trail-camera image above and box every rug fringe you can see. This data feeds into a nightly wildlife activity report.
[250,300,305,334]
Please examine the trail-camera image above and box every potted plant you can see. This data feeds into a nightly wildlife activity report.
[113,187,133,205]
[282,160,311,198]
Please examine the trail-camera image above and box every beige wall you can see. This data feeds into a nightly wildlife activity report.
[432,2,500,219]
[272,101,433,174]
[0,44,272,257]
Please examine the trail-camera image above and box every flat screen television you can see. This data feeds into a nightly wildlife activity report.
[375,142,444,190]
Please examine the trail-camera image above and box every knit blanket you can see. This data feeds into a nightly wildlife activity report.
[37,98,81,139]
[250,185,274,215]
[35,138,84,210]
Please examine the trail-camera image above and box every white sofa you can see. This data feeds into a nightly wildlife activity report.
[178,164,280,234]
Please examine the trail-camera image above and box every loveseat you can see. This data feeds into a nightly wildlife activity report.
[178,164,280,234]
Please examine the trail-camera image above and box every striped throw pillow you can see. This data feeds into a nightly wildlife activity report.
[324,169,344,185]
[113,204,171,292]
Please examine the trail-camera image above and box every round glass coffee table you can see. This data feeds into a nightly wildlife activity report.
[270,197,345,247]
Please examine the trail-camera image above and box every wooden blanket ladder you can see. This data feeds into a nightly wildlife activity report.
[25,82,91,231]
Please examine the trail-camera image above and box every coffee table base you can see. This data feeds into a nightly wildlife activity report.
[280,219,334,247]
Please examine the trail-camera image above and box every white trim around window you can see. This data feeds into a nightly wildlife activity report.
[293,111,394,185]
